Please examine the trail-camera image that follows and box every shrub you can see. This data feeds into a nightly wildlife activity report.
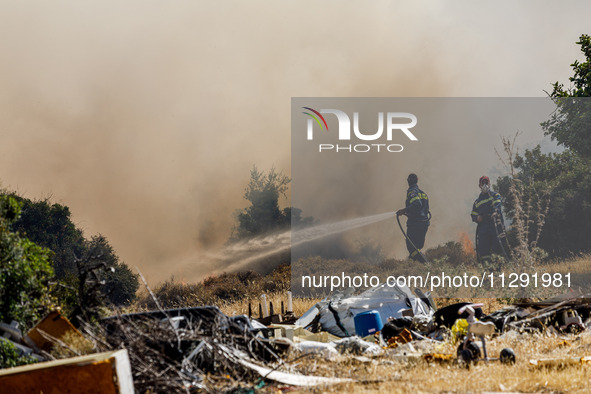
[0,338,37,369]
[0,196,54,330]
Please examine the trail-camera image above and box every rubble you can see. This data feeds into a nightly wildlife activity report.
[2,289,591,391]
[26,310,88,352]
[483,292,591,333]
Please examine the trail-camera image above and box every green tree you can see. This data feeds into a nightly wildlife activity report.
[232,166,312,240]
[88,235,138,306]
[542,34,591,158]
[0,196,54,330]
[6,194,138,307]
[9,196,84,277]
[496,146,591,257]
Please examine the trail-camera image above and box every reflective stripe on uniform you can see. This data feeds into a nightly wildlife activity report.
[475,196,493,208]
[409,193,428,204]
[492,195,502,207]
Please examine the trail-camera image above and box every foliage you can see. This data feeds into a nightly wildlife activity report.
[495,136,553,267]
[496,34,591,259]
[67,235,138,325]
[496,145,591,258]
[9,196,84,277]
[6,194,138,306]
[0,196,54,330]
[425,241,473,267]
[86,235,139,306]
[232,166,312,240]
[0,338,37,369]
[542,34,591,158]
[233,166,289,239]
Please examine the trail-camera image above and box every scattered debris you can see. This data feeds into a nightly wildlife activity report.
[26,310,88,352]
[386,328,413,348]
[529,356,591,368]
[238,357,353,386]
[487,293,591,333]
[296,283,433,337]
[3,288,591,391]
[434,302,484,328]
[333,336,384,356]
[248,292,298,326]
[292,340,340,360]
[423,353,454,363]
[354,310,383,337]
[456,303,515,366]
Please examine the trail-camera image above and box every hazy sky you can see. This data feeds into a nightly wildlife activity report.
[0,1,589,283]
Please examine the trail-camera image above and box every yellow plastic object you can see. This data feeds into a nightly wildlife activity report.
[451,318,469,342]
[26,311,85,351]
[423,353,454,363]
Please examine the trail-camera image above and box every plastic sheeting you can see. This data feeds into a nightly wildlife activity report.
[296,284,433,337]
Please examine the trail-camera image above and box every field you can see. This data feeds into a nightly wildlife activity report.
[215,294,591,393]
[116,255,591,392]
[208,256,591,392]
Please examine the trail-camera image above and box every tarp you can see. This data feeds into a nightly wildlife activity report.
[296,284,433,337]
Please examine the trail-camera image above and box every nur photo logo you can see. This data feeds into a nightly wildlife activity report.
[302,107,418,153]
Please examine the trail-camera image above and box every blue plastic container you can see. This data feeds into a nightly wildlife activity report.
[354,310,383,337]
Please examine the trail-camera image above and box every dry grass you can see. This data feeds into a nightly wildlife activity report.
[118,255,591,392]
[290,330,591,393]
[214,292,591,392]
[216,253,591,393]
[544,254,591,276]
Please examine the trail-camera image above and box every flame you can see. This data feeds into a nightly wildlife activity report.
[459,231,476,256]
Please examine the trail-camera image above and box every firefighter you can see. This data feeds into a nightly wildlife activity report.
[396,173,430,262]
[471,176,504,263]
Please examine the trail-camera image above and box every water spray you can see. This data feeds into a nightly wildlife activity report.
[213,211,395,273]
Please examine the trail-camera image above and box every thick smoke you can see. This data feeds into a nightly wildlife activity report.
[0,1,589,283]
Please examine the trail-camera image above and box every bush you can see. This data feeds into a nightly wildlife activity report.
[7,194,139,306]
[0,196,54,330]
[0,338,37,369]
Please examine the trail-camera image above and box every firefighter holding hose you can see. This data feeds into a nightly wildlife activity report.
[471,176,506,263]
[396,173,430,262]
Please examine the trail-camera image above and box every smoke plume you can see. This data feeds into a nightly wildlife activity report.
[0,1,589,283]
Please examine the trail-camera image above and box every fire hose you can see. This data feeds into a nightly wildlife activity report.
[396,211,431,263]
[491,211,512,261]
[475,212,512,263]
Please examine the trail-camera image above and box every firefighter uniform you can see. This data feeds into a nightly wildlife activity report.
[471,190,504,262]
[405,184,430,262]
